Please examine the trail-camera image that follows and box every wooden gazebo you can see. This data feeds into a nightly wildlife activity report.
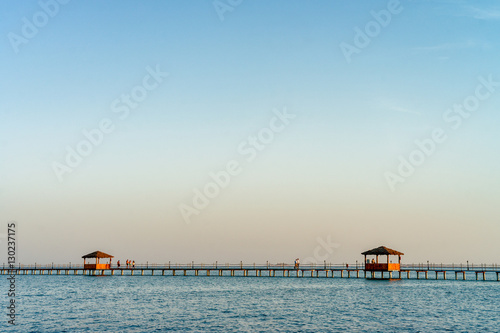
[82,251,113,270]
[362,246,404,277]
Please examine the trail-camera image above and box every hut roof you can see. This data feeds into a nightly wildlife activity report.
[361,246,404,256]
[82,251,114,259]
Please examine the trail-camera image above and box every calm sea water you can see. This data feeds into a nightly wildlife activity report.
[1,275,499,332]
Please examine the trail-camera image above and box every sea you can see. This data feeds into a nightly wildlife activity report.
[1,274,499,332]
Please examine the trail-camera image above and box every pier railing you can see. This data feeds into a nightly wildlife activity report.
[3,262,500,271]
[401,263,500,271]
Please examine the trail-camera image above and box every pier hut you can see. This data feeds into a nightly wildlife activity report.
[362,246,404,279]
[82,251,113,270]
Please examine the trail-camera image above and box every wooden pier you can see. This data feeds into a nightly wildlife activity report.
[1,263,499,281]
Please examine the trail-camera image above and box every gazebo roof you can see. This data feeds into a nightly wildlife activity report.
[361,246,404,256]
[82,251,114,259]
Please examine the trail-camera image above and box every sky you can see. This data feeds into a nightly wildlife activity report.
[1,0,499,266]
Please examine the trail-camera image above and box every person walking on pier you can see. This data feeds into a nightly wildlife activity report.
[117,260,120,268]
[126,260,129,269]
[132,260,135,268]
[294,258,300,270]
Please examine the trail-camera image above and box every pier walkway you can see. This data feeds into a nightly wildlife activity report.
[2,263,500,281]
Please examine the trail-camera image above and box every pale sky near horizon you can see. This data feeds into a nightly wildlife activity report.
[1,0,499,265]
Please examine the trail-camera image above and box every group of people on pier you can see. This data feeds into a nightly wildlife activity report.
[115,260,135,268]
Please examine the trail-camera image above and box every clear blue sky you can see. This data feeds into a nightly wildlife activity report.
[1,0,499,264]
